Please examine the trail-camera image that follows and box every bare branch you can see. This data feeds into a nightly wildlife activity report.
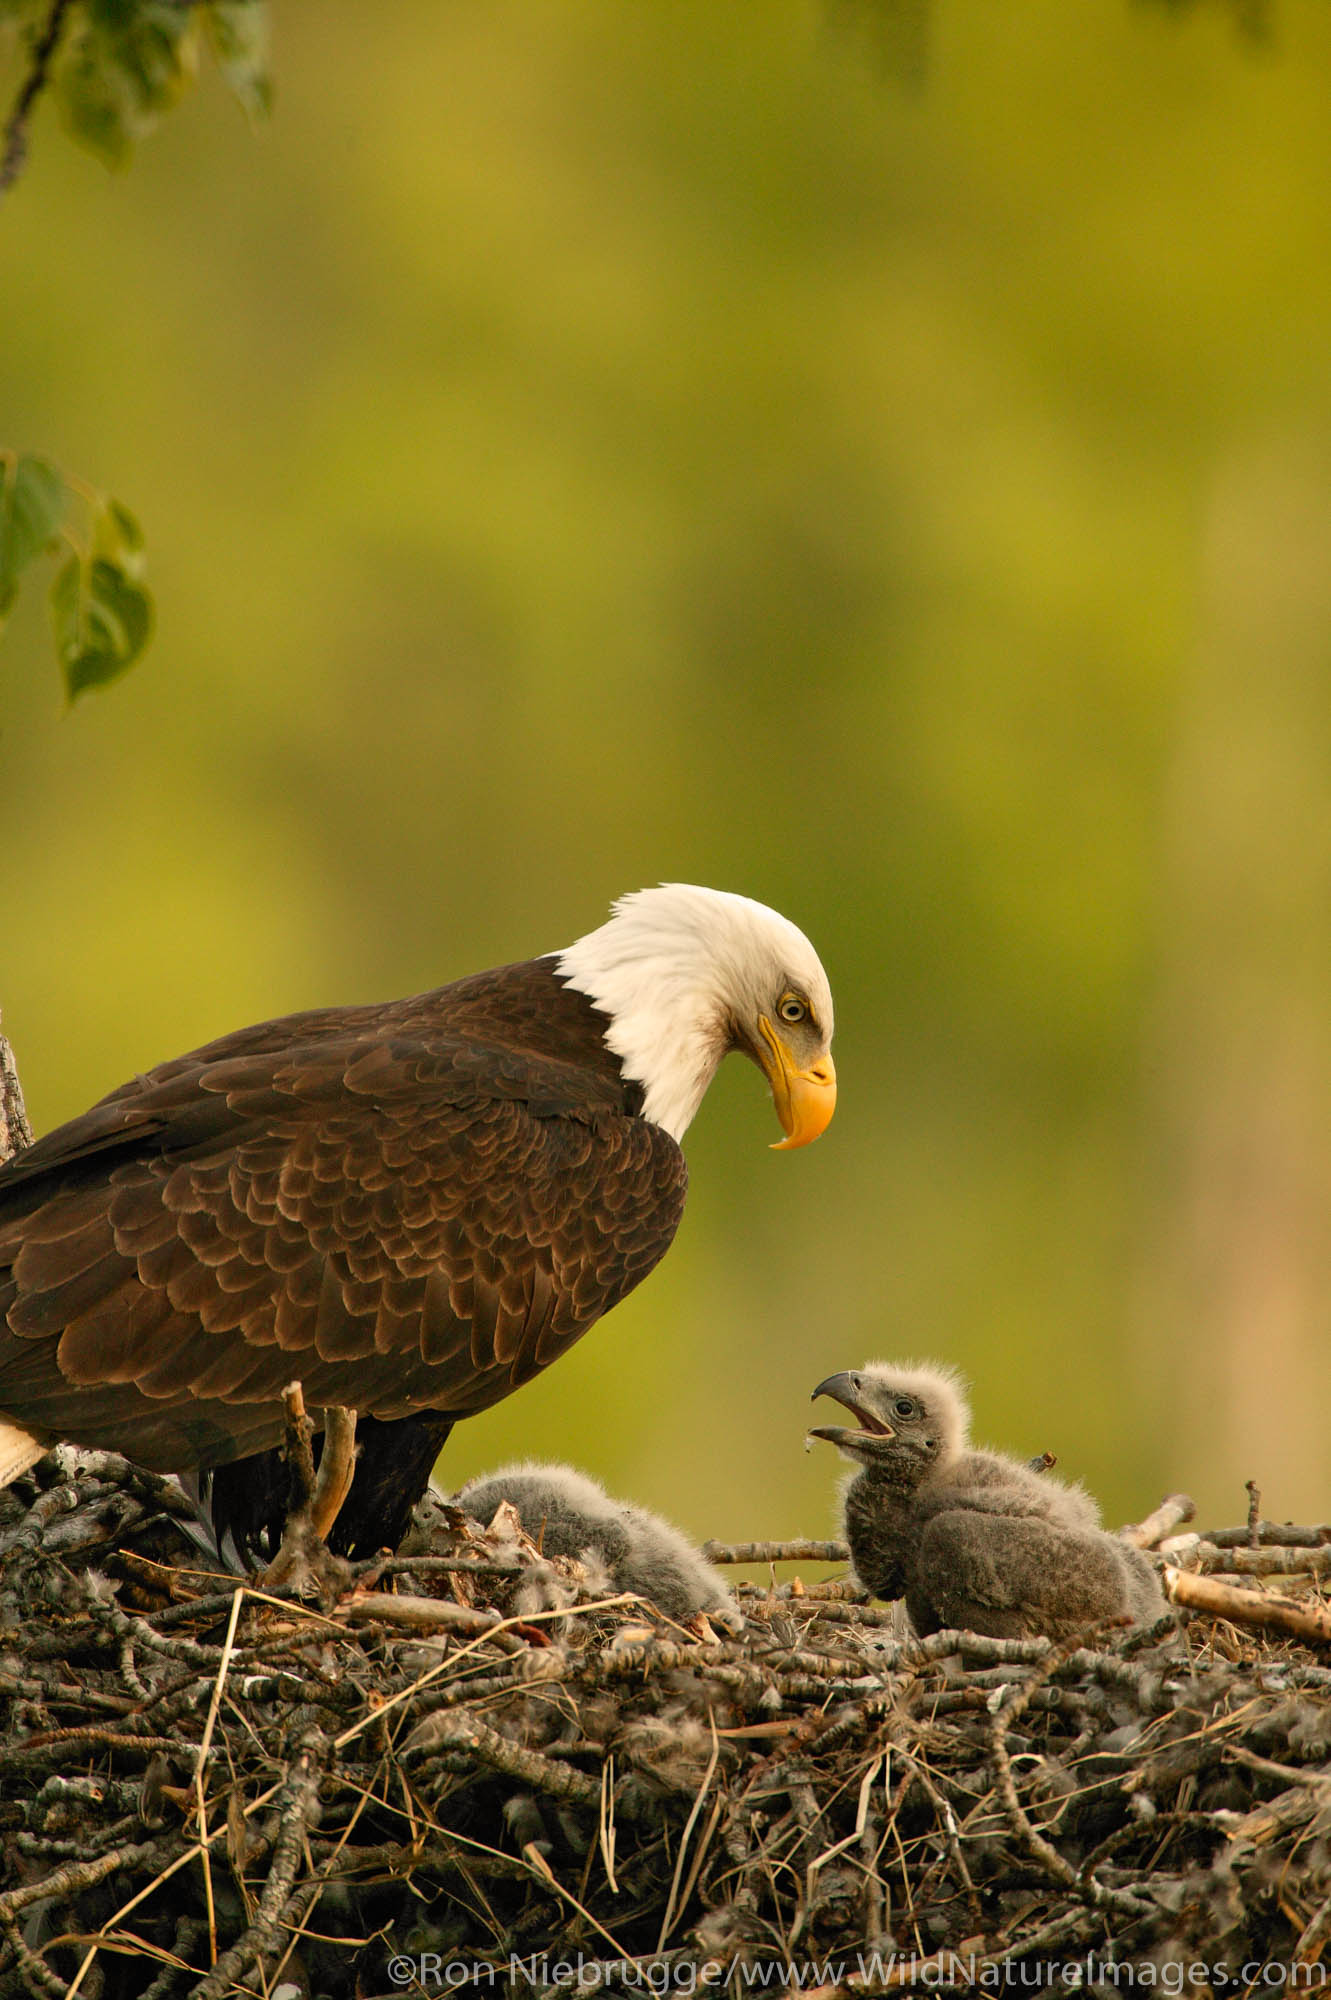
[0,1009,34,1164]
[1164,1562,1331,1644]
[1121,1492,1196,1549]
[0,0,74,198]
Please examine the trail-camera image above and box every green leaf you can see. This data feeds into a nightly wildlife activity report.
[54,27,134,167]
[55,1,198,169]
[0,455,67,625]
[92,494,146,578]
[51,553,154,700]
[203,1,271,121]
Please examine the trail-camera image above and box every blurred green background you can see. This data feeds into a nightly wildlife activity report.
[4,0,1331,1545]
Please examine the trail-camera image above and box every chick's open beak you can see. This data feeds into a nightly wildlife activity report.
[807,1424,867,1449]
[757,1018,837,1151]
[808,1373,895,1453]
[811,1371,867,1415]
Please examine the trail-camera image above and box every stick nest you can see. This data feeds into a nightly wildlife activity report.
[2,1457,1331,1998]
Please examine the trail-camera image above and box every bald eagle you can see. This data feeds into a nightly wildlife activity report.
[0,886,835,1559]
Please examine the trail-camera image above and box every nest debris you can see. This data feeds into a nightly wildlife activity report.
[1,1455,1330,1999]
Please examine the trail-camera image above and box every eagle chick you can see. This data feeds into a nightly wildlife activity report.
[457,1461,740,1630]
[810,1362,1166,1642]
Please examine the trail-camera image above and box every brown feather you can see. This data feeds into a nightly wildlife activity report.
[0,960,686,1502]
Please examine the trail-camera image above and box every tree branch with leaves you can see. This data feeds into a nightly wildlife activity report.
[0,0,269,692]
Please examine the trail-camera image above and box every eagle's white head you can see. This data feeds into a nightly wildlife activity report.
[557,883,836,1145]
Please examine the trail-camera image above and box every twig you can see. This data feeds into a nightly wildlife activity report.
[1246,1478,1262,1548]
[1204,1522,1331,1549]
[906,1627,1055,1669]
[192,1586,245,1969]
[803,1749,885,1905]
[340,1591,508,1637]
[363,1552,537,1582]
[61,1783,287,1998]
[597,1752,619,1895]
[0,0,74,197]
[405,1708,615,1816]
[187,1734,326,2000]
[0,1840,162,1918]
[0,1010,34,1163]
[0,1903,69,1999]
[1164,1564,1331,1645]
[987,1650,1153,1921]
[1294,1882,1331,1964]
[1191,1543,1331,1578]
[329,1594,636,1755]
[1121,1493,1196,1550]
[702,1538,849,1565]
[657,1709,721,1950]
[1227,1745,1331,1791]
[137,1917,208,2000]
[888,1742,982,1924]
[518,1841,635,1963]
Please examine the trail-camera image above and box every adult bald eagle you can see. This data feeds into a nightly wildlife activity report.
[0,886,835,1559]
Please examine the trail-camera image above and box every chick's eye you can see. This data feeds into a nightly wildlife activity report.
[892,1397,916,1419]
[778,994,807,1025]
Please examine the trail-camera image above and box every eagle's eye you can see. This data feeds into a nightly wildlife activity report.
[778,994,808,1025]
[892,1397,916,1419]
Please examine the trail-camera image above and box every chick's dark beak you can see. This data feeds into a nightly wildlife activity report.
[812,1371,861,1412]
[808,1370,896,1460]
[810,1372,894,1435]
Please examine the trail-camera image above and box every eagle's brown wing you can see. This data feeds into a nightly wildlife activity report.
[0,1021,686,1471]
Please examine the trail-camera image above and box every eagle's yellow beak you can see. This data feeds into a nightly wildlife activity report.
[756,1017,837,1151]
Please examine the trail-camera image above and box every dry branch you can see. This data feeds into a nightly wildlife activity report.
[0,0,73,198]
[1163,1562,1331,1644]
[0,1011,32,1164]
[702,1538,849,1565]
[1121,1491,1196,1549]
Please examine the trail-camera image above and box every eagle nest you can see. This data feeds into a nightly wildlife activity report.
[2,1458,1331,2000]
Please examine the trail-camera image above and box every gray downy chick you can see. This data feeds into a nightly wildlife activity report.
[457,1462,739,1630]
[809,1362,1166,1641]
